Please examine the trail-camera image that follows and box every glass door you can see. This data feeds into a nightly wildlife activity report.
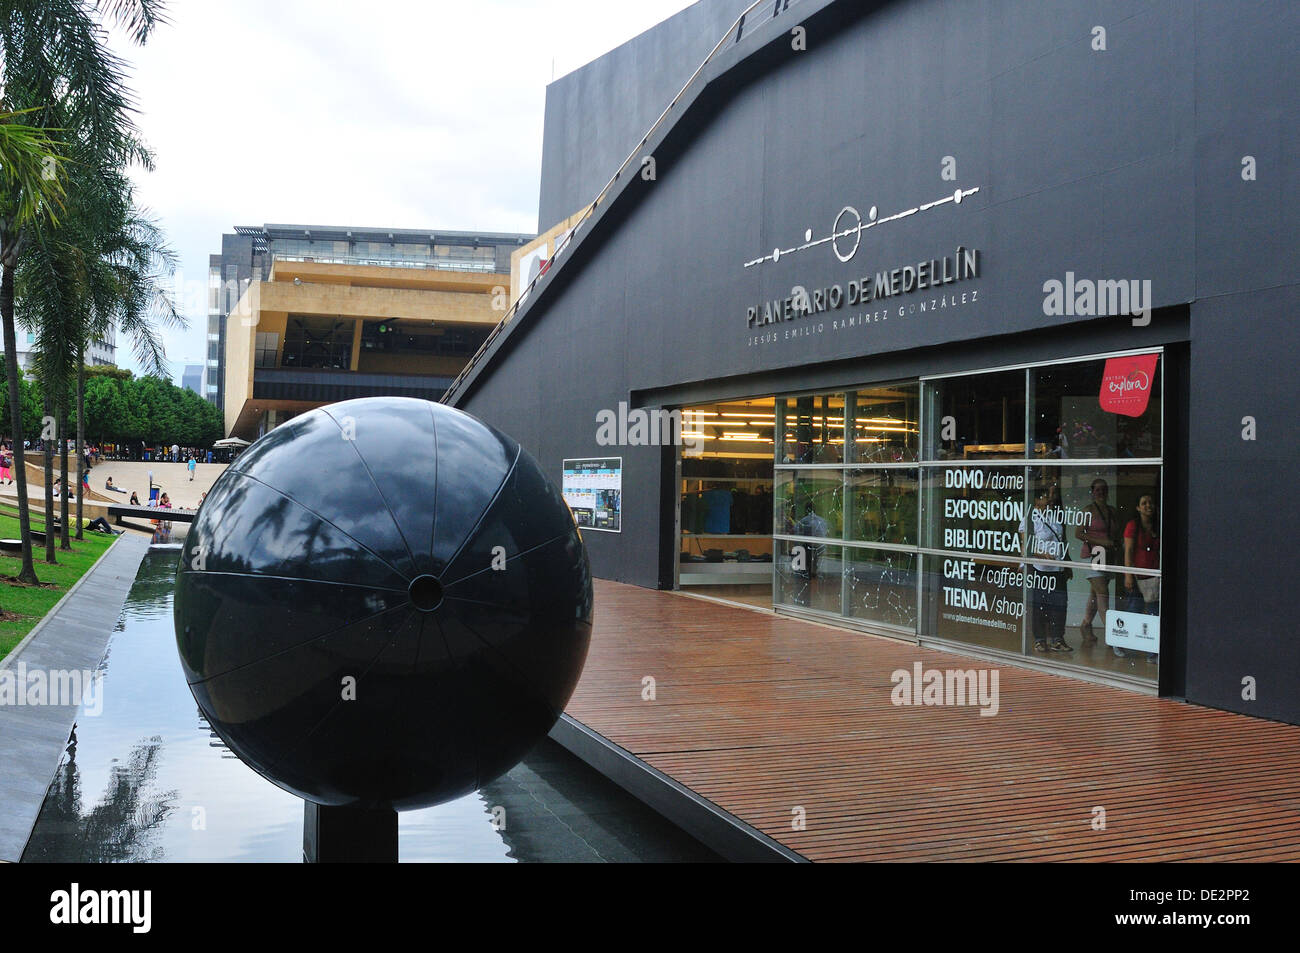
[677,397,775,609]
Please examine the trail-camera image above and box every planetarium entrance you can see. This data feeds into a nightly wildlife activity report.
[677,397,775,609]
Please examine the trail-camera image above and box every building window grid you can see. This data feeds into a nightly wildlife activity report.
[768,350,1164,666]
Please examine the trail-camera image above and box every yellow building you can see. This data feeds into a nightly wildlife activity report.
[508,208,591,310]
[220,225,530,441]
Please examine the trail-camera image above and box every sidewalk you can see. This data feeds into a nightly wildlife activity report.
[0,532,151,862]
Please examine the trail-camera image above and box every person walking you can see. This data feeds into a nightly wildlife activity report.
[187,455,197,481]
[0,445,10,485]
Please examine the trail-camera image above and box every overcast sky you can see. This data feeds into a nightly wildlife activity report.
[105,0,700,380]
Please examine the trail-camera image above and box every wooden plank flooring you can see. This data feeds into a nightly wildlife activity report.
[564,580,1300,862]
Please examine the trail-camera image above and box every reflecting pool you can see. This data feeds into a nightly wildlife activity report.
[23,538,718,863]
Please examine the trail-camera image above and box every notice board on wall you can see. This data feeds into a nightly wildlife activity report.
[562,457,622,533]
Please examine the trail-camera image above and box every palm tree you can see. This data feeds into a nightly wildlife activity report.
[0,111,64,581]
[19,225,79,562]
[73,174,179,539]
[21,163,179,545]
[0,0,167,580]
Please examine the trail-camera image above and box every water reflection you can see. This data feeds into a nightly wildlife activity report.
[25,729,177,862]
[22,543,719,863]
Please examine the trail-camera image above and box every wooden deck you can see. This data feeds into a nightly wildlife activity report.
[564,580,1300,862]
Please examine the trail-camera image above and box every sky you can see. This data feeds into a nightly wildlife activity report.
[104,0,701,381]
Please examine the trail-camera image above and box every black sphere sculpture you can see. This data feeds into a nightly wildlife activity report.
[174,397,592,811]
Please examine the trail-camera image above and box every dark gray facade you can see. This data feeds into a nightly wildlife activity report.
[453,0,1299,724]
[537,0,754,231]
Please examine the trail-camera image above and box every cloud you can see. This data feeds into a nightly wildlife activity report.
[103,0,699,380]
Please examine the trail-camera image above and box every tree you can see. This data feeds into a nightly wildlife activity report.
[1,0,167,581]
[84,374,127,443]
[0,355,40,438]
[0,111,65,582]
[73,184,180,537]
[19,227,79,558]
[22,164,180,540]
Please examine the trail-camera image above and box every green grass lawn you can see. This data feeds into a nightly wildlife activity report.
[0,508,116,663]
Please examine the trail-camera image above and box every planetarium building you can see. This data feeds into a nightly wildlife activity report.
[446,0,1299,725]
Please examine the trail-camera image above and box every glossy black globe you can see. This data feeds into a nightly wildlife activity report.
[174,397,593,811]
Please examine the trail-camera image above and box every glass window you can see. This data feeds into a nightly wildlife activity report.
[847,383,920,463]
[847,468,918,545]
[281,318,352,369]
[208,267,221,313]
[776,540,842,614]
[921,553,1024,654]
[776,393,845,464]
[775,469,843,539]
[254,332,280,369]
[921,464,1028,555]
[847,547,918,629]
[1032,354,1161,459]
[924,369,1026,460]
[760,351,1163,682]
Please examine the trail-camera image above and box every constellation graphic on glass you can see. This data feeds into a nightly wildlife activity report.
[849,550,918,629]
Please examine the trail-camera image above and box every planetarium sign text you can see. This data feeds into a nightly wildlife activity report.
[746,245,980,328]
[745,245,982,346]
[741,186,985,347]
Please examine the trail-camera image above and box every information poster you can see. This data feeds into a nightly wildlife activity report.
[562,457,622,533]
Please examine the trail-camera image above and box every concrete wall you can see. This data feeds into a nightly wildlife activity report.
[223,283,259,438]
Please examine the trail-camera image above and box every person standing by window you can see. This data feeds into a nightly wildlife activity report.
[1021,482,1072,654]
[1123,493,1160,661]
[1076,477,1121,646]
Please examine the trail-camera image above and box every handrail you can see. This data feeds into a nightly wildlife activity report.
[441,0,801,404]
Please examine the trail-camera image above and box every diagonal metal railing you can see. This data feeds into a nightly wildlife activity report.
[441,0,804,404]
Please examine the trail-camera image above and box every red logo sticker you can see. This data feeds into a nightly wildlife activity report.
[1100,353,1159,417]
